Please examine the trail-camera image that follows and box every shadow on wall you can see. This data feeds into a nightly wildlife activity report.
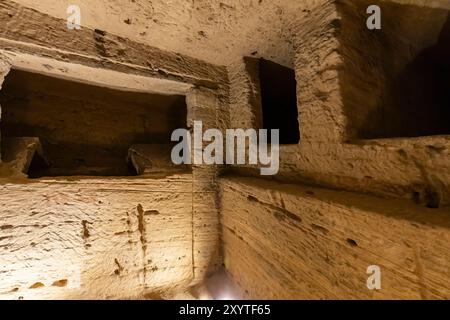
[337,0,450,139]
[0,69,187,177]
[385,14,450,138]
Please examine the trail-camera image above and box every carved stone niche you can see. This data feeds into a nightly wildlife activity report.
[0,67,189,178]
[0,54,11,165]
[127,144,190,176]
[0,58,49,177]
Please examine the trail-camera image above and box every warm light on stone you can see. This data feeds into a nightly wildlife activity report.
[0,0,449,300]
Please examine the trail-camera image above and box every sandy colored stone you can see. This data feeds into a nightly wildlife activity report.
[0,0,449,300]
[0,176,195,299]
[220,176,450,299]
[1,137,48,176]
[228,0,450,206]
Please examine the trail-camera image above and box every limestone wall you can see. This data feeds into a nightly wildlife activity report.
[0,1,225,299]
[0,176,195,299]
[220,176,450,299]
[8,0,304,67]
[220,0,450,300]
[228,0,450,207]
[1,0,449,300]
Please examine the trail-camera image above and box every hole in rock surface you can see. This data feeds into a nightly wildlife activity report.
[382,16,450,137]
[0,69,187,177]
[259,58,300,144]
[357,8,450,139]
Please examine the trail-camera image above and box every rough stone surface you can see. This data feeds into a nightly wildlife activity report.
[228,57,262,129]
[0,8,224,298]
[0,53,10,162]
[0,0,449,300]
[1,137,48,176]
[127,144,190,176]
[9,0,304,68]
[0,0,228,89]
[0,176,194,299]
[186,88,224,285]
[220,176,450,299]
[230,0,450,207]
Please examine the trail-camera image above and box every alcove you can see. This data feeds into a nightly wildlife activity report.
[259,59,300,144]
[0,69,187,177]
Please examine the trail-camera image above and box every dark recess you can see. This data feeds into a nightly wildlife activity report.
[0,69,187,177]
[383,15,450,138]
[259,58,300,144]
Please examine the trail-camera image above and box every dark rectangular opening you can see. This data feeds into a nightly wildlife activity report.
[341,1,450,139]
[0,69,187,177]
[378,13,450,138]
[259,58,300,144]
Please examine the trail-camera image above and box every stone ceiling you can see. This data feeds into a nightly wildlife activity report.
[10,0,450,67]
[12,0,305,67]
